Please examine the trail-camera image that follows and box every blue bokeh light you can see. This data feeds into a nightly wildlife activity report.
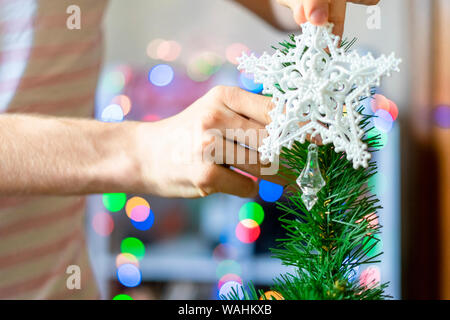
[373,109,394,133]
[117,263,142,287]
[239,73,263,93]
[148,64,174,87]
[101,104,124,122]
[131,209,155,231]
[259,180,283,202]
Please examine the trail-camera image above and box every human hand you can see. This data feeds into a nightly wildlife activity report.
[132,86,285,198]
[276,0,380,37]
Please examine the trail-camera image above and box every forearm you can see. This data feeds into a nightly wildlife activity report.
[0,114,140,195]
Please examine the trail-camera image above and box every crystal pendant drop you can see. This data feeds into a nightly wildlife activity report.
[296,144,326,211]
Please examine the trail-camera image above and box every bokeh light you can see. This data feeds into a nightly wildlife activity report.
[433,105,450,128]
[125,197,150,221]
[368,172,387,196]
[239,73,263,93]
[102,70,125,95]
[370,94,389,113]
[359,266,381,289]
[363,234,382,257]
[371,94,399,121]
[219,281,244,300]
[235,219,261,243]
[113,294,133,300]
[147,39,182,62]
[129,205,150,222]
[218,274,243,289]
[102,193,127,212]
[117,263,142,288]
[238,202,264,225]
[121,237,146,260]
[367,127,388,150]
[259,291,284,300]
[92,212,114,237]
[373,109,394,133]
[157,40,182,62]
[226,43,250,65]
[111,95,132,116]
[148,64,174,87]
[101,104,124,122]
[212,243,238,262]
[142,114,161,122]
[186,51,223,82]
[116,253,140,268]
[344,257,360,282]
[387,99,399,121]
[146,38,165,59]
[356,213,379,235]
[131,209,155,231]
[258,180,283,202]
[216,259,241,279]
[115,65,133,85]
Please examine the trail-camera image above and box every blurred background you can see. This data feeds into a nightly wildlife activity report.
[87,0,449,300]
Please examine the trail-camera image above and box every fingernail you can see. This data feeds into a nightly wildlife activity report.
[310,8,328,25]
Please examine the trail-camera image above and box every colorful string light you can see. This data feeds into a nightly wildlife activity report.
[131,209,155,231]
[238,202,264,225]
[359,266,381,289]
[102,193,127,212]
[216,260,241,279]
[125,197,150,222]
[235,219,261,244]
[258,180,283,202]
[121,237,146,260]
[117,263,142,288]
[116,253,140,268]
[111,94,132,116]
[92,212,114,237]
[219,281,244,300]
[148,64,175,87]
[101,104,124,122]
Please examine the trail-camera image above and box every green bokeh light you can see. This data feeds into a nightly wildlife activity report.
[102,193,127,212]
[363,234,382,258]
[121,237,145,260]
[216,259,242,279]
[113,294,133,300]
[238,202,264,225]
[367,127,388,150]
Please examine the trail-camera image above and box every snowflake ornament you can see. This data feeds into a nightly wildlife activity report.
[237,22,401,169]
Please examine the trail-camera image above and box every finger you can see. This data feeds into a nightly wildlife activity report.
[302,0,329,25]
[217,86,275,125]
[220,138,288,186]
[198,164,258,198]
[329,0,347,37]
[213,105,266,150]
[295,2,308,25]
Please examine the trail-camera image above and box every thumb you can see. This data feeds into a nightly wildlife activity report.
[302,0,329,25]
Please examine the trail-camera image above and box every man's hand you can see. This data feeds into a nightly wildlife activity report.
[277,0,380,36]
[134,86,285,198]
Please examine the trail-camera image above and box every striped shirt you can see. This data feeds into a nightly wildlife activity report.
[0,0,108,299]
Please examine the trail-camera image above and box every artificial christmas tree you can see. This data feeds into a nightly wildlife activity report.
[226,22,401,300]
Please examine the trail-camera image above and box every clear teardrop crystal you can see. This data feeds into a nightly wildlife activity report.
[296,144,326,211]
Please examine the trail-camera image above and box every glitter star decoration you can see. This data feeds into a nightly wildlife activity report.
[237,22,401,169]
